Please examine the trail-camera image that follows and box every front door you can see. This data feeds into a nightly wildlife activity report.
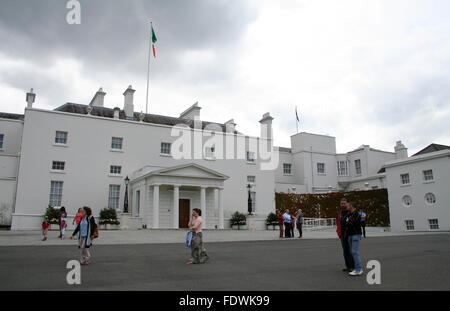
[179,199,190,228]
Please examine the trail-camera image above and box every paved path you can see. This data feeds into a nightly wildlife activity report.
[1,228,447,246]
[1,234,449,290]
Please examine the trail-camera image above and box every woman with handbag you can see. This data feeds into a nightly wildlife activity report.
[70,206,97,265]
[187,208,209,264]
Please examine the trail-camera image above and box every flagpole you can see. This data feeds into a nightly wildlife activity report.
[145,21,152,114]
[295,106,299,133]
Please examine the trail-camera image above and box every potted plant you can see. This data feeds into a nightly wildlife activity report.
[230,211,247,230]
[45,205,60,230]
[265,212,279,230]
[99,208,120,230]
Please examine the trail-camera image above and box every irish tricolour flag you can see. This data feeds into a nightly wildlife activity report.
[151,24,157,58]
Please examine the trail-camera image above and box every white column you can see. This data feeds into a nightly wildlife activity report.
[152,184,160,228]
[142,182,148,228]
[200,186,206,229]
[218,187,224,229]
[173,185,179,229]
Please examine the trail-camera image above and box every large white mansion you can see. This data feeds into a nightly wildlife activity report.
[0,87,448,231]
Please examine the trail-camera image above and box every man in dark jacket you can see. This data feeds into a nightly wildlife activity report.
[345,201,363,276]
[336,198,353,272]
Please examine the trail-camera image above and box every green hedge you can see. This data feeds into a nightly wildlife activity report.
[275,189,390,227]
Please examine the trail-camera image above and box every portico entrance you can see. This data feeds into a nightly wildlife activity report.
[129,163,229,229]
[179,199,190,228]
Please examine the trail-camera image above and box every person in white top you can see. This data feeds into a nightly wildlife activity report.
[187,208,209,264]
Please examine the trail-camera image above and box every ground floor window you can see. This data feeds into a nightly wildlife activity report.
[108,184,121,209]
[49,181,63,206]
[250,191,256,213]
[428,219,439,230]
[404,219,414,231]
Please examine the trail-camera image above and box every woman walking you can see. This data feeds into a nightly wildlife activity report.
[187,208,209,264]
[72,208,83,240]
[59,206,67,239]
[70,206,97,265]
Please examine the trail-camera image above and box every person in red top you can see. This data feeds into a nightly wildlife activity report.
[278,212,284,238]
[73,208,83,240]
[42,216,50,241]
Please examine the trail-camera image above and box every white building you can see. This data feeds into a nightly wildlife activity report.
[384,144,450,232]
[1,87,448,232]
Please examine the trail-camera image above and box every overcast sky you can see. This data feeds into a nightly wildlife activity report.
[1,0,449,154]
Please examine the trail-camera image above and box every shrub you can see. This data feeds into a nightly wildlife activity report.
[275,189,390,227]
[99,208,120,225]
[45,205,60,224]
[230,211,247,226]
[266,212,278,225]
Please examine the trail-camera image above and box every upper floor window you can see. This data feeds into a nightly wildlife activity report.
[160,142,171,155]
[317,162,325,174]
[246,151,256,163]
[400,173,410,185]
[405,220,414,231]
[283,163,292,175]
[55,131,68,145]
[354,159,362,175]
[337,161,348,176]
[205,146,215,159]
[52,161,65,171]
[49,181,63,207]
[111,137,123,150]
[428,219,439,230]
[247,175,256,183]
[108,185,121,210]
[110,165,122,175]
[0,134,4,149]
[423,170,434,182]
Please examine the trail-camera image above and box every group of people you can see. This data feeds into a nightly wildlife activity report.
[278,209,304,238]
[41,206,97,265]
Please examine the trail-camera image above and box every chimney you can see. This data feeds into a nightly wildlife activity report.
[180,102,201,120]
[259,112,273,140]
[395,141,408,159]
[123,85,135,119]
[26,88,36,108]
[113,107,120,119]
[89,87,106,107]
[225,119,236,133]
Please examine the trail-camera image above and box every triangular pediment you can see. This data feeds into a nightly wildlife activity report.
[149,163,229,180]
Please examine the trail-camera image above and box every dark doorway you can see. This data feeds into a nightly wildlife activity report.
[179,199,190,228]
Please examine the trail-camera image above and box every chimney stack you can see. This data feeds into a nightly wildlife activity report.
[123,85,135,119]
[26,88,36,108]
[180,102,201,120]
[259,112,273,140]
[89,87,106,107]
[395,141,408,159]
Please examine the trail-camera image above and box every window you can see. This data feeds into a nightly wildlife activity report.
[355,159,362,175]
[55,131,68,144]
[247,175,256,183]
[246,151,256,163]
[400,173,410,185]
[402,195,412,207]
[423,170,434,182]
[49,181,63,206]
[205,146,215,159]
[337,161,348,176]
[111,137,123,150]
[110,165,122,175]
[317,162,325,174]
[283,163,292,175]
[51,161,65,171]
[250,191,256,213]
[425,193,436,205]
[160,142,171,155]
[108,185,121,209]
[0,134,4,149]
[405,220,415,231]
[428,219,439,230]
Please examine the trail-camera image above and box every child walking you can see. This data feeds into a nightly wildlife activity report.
[42,216,50,241]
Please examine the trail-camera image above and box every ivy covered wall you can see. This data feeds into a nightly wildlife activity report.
[275,189,390,227]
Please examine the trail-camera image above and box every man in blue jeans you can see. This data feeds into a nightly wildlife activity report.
[337,198,354,272]
[345,201,363,276]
